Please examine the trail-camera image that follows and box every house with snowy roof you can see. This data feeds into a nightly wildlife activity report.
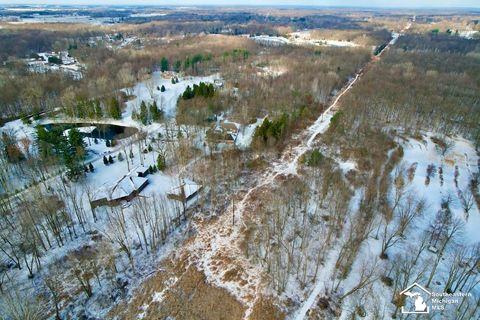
[90,174,148,209]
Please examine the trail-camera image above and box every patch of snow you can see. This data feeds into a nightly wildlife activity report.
[63,126,96,136]
[235,118,264,149]
[458,30,479,39]
[122,72,217,120]
[290,31,359,47]
[338,160,356,173]
[400,134,480,244]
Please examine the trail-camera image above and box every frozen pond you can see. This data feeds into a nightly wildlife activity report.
[43,122,138,140]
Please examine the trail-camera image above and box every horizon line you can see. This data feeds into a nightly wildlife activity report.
[1,4,480,10]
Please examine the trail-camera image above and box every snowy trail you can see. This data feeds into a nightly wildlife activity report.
[291,28,408,320]
[177,62,366,320]
[154,29,406,320]
[292,246,340,320]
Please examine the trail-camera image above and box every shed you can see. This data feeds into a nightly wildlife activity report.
[136,165,150,178]
[167,182,202,202]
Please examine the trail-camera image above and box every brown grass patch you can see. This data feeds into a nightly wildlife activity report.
[250,297,286,320]
[444,159,455,167]
[223,267,241,282]
[112,264,245,320]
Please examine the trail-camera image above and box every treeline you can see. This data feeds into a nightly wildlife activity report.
[133,11,362,31]
[396,33,480,54]
[132,100,163,125]
[251,105,320,150]
[160,48,250,74]
[246,45,371,150]
[182,82,215,100]
[160,53,212,73]
[0,30,259,121]
[333,47,480,147]
[0,69,76,122]
[0,28,100,62]
[176,82,218,125]
[62,96,122,120]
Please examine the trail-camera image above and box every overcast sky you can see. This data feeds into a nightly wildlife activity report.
[1,0,479,8]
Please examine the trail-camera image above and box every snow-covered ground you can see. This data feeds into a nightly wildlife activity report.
[290,31,359,47]
[458,30,479,39]
[251,35,290,46]
[122,72,218,120]
[256,65,287,78]
[0,72,246,196]
[335,133,480,320]
[399,134,480,243]
[130,12,167,18]
[235,118,264,149]
[2,13,119,25]
[163,58,366,320]
[0,118,36,141]
[26,52,84,80]
[0,115,205,318]
[251,32,360,48]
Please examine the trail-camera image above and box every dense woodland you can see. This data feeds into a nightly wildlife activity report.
[0,6,479,320]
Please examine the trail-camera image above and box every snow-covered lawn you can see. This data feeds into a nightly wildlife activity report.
[289,31,360,47]
[458,30,479,39]
[123,72,218,121]
[251,32,361,48]
[235,118,264,149]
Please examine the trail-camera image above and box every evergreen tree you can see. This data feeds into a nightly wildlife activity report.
[117,152,124,161]
[109,97,122,119]
[139,100,148,125]
[65,128,86,180]
[94,99,103,119]
[157,154,166,171]
[149,101,163,122]
[103,155,108,165]
[108,155,114,164]
[106,140,111,147]
[183,57,191,70]
[67,128,86,162]
[68,128,85,150]
[174,60,182,72]
[160,57,169,72]
[191,54,203,72]
[64,154,83,181]
[89,162,94,172]
[161,85,166,92]
[182,85,194,100]
[171,77,176,84]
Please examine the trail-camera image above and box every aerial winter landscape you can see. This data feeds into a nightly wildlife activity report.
[0,1,479,319]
